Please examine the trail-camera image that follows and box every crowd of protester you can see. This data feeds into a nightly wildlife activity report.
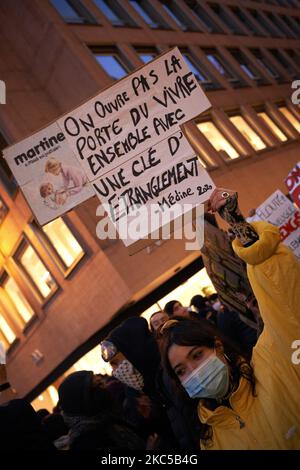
[0,187,299,451]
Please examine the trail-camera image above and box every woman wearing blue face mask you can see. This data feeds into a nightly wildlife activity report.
[159,318,256,449]
[158,187,300,450]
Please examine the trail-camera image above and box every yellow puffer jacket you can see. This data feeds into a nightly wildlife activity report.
[199,221,300,450]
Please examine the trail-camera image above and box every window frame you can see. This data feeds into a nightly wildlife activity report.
[93,0,137,27]
[228,112,268,152]
[30,217,86,278]
[91,46,132,80]
[203,48,244,87]
[196,117,241,162]
[255,107,289,143]
[180,50,222,91]
[50,0,98,24]
[13,236,59,304]
[0,271,38,333]
[129,0,168,29]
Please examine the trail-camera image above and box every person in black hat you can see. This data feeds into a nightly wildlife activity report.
[58,370,145,450]
[101,317,201,451]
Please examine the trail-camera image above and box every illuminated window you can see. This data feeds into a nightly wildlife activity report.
[279,106,300,133]
[197,121,239,160]
[2,276,35,327]
[258,112,288,142]
[229,115,266,151]
[16,241,57,300]
[42,218,84,271]
[0,313,16,349]
[0,196,8,226]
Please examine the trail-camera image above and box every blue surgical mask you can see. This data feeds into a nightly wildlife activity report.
[181,353,229,400]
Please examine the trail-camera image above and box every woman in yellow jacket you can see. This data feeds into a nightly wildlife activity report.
[159,187,300,450]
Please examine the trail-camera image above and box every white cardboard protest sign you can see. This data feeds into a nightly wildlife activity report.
[3,123,95,225]
[57,47,211,182]
[3,48,214,246]
[57,47,214,247]
[285,161,300,209]
[256,189,300,260]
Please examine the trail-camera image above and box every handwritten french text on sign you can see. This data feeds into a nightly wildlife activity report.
[285,162,300,209]
[256,190,300,260]
[57,48,211,182]
[3,123,95,225]
[93,131,215,246]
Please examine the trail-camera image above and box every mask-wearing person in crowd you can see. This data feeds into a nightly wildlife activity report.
[159,187,300,450]
[150,311,169,333]
[164,300,192,319]
[58,370,145,451]
[101,317,200,451]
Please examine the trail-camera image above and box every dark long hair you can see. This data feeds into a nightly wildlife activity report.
[158,317,256,446]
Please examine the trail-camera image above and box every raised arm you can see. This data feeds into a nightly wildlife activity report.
[208,188,259,246]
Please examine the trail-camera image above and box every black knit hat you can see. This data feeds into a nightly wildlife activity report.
[58,370,93,416]
[104,317,161,394]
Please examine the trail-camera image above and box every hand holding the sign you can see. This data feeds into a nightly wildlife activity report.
[208,187,259,247]
[208,187,237,213]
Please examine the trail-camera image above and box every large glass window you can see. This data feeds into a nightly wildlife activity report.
[204,49,242,86]
[258,112,288,142]
[15,241,57,300]
[93,52,129,80]
[42,218,85,271]
[229,7,259,36]
[279,15,300,37]
[129,0,164,28]
[2,276,35,327]
[229,49,264,83]
[229,115,266,151]
[160,1,198,31]
[197,121,239,160]
[269,49,298,78]
[135,47,157,64]
[265,12,292,38]
[50,0,96,24]
[182,52,220,90]
[93,0,135,26]
[0,313,16,349]
[185,1,223,33]
[209,3,245,35]
[247,10,270,36]
[279,106,300,132]
[250,49,282,81]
